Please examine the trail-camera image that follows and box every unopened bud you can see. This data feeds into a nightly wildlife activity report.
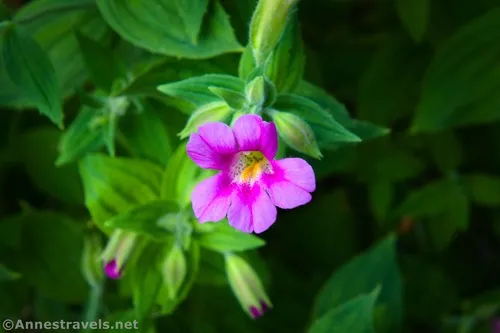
[269,110,322,159]
[162,243,187,300]
[245,76,276,107]
[178,101,232,139]
[225,254,272,319]
[101,230,138,279]
[81,232,104,288]
[249,0,299,65]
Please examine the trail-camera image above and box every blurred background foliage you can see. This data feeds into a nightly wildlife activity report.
[1,0,500,332]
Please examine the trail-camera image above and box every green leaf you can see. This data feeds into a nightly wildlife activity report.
[1,24,63,128]
[295,81,389,145]
[96,0,243,59]
[411,8,500,132]
[75,30,125,93]
[56,106,105,166]
[11,0,110,101]
[264,15,305,93]
[309,288,380,333]
[16,127,84,205]
[119,103,173,166]
[357,35,431,127]
[161,142,203,209]
[313,234,402,332]
[18,211,88,303]
[196,249,227,286]
[238,45,254,80]
[428,131,463,173]
[368,181,393,225]
[157,74,245,111]
[208,86,246,110]
[196,220,265,253]
[0,264,20,281]
[272,94,361,147]
[463,174,500,207]
[105,200,180,240]
[79,154,163,230]
[395,0,429,43]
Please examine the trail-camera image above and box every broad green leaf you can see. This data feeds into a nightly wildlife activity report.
[196,249,227,286]
[13,0,110,99]
[295,81,389,145]
[368,181,393,225]
[16,127,84,205]
[395,0,429,43]
[313,234,402,332]
[411,8,500,132]
[79,154,163,230]
[96,0,243,59]
[272,94,361,147]
[161,142,202,209]
[1,24,63,128]
[105,200,180,240]
[309,288,380,333]
[0,264,20,281]
[131,242,164,320]
[56,106,106,166]
[18,211,88,303]
[119,103,173,166]
[196,220,265,253]
[463,174,500,207]
[428,131,463,173]
[157,74,245,111]
[75,30,125,92]
[357,36,431,126]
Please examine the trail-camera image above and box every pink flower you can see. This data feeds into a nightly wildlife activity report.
[186,114,316,233]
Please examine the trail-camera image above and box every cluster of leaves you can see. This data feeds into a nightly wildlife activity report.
[1,0,500,332]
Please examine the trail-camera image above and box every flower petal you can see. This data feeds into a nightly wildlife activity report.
[198,122,237,154]
[186,133,232,170]
[191,173,233,223]
[228,185,277,234]
[273,158,316,192]
[265,180,312,209]
[260,121,278,160]
[104,260,121,279]
[233,114,262,151]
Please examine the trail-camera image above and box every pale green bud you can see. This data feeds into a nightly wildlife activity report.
[249,0,299,65]
[81,232,104,288]
[178,101,232,139]
[162,243,187,300]
[269,110,323,159]
[245,76,276,107]
[225,254,272,319]
[101,229,138,279]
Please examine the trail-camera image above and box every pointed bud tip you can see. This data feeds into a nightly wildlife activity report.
[249,300,272,319]
[104,260,121,279]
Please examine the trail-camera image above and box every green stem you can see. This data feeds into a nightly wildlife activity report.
[14,1,95,25]
[83,283,103,329]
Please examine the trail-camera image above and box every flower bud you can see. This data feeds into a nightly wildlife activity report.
[101,230,138,279]
[81,232,104,288]
[178,101,232,139]
[225,254,272,319]
[161,243,187,299]
[269,110,322,159]
[249,0,299,65]
[245,76,276,107]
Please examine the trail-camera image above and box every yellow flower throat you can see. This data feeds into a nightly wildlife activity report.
[230,151,272,185]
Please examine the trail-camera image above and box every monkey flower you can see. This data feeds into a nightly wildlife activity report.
[186,114,316,233]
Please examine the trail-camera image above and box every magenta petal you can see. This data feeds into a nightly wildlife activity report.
[260,121,278,160]
[233,114,262,151]
[266,180,312,209]
[228,186,277,234]
[250,306,262,319]
[198,122,237,154]
[104,260,121,279]
[191,173,233,223]
[273,158,316,192]
[186,133,231,170]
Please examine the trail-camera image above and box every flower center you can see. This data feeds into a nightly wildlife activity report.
[229,151,272,185]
